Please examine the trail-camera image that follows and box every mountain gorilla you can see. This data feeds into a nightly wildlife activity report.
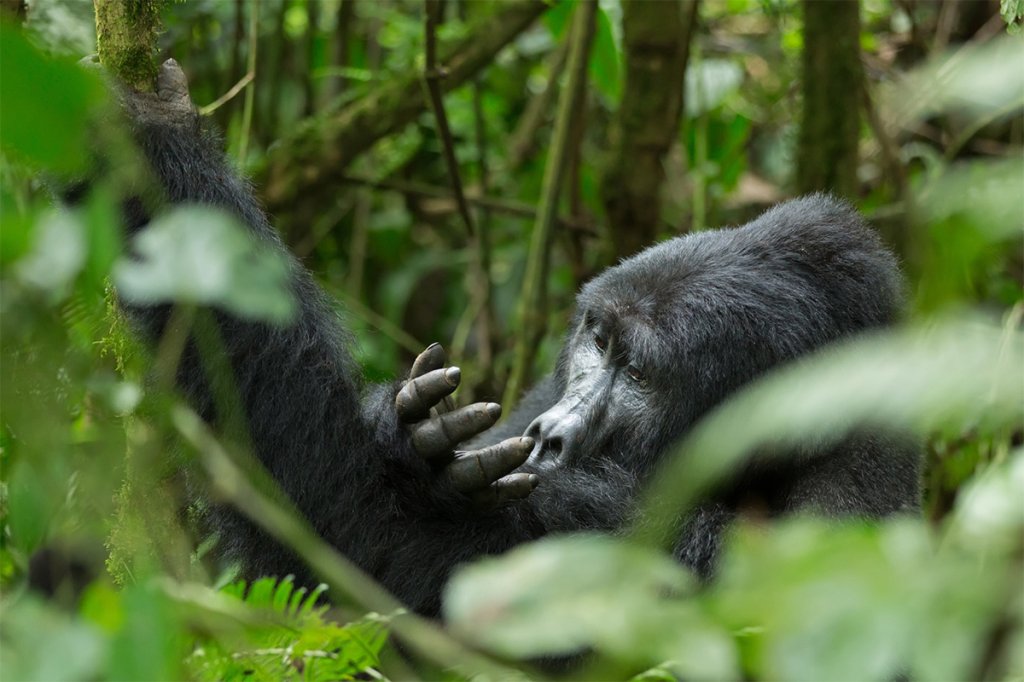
[99,60,919,617]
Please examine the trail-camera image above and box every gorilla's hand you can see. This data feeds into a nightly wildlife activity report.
[81,56,196,128]
[396,344,538,508]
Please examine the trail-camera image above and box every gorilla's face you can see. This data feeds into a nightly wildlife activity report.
[523,241,703,476]
[524,307,659,472]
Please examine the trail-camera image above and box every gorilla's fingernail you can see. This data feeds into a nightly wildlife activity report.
[445,367,461,385]
[527,474,540,489]
[486,403,502,420]
[427,341,440,350]
[520,437,534,449]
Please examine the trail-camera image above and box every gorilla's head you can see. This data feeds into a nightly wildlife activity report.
[523,196,904,478]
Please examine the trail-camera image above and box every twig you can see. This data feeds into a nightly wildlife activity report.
[504,0,598,408]
[422,0,495,375]
[508,41,569,171]
[199,71,254,116]
[260,0,550,217]
[237,0,259,164]
[338,174,595,234]
[452,77,498,368]
[331,288,426,357]
[422,0,477,239]
[861,78,906,197]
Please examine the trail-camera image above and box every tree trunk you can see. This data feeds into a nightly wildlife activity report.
[93,0,161,92]
[796,0,863,198]
[601,0,697,260]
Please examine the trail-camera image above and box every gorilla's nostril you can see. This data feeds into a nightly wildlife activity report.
[546,437,563,455]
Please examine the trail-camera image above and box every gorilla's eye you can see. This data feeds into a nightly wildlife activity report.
[627,365,646,384]
[594,334,607,353]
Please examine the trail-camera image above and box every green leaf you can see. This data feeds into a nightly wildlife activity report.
[113,206,296,324]
[107,585,186,681]
[685,59,744,118]
[710,515,1017,681]
[589,6,622,103]
[0,25,104,172]
[13,209,87,296]
[0,595,106,681]
[636,316,1024,543]
[884,35,1024,126]
[444,534,739,678]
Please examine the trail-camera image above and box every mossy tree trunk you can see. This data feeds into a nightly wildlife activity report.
[93,0,161,92]
[796,0,864,198]
[601,0,697,260]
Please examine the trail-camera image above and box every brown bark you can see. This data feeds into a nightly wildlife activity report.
[796,0,863,198]
[256,0,550,221]
[601,0,698,260]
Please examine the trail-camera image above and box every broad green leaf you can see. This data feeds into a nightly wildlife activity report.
[0,25,104,172]
[636,317,1024,544]
[0,595,106,681]
[883,35,1024,129]
[445,533,739,679]
[13,209,86,295]
[113,206,296,324]
[945,448,1024,556]
[107,584,186,681]
[915,158,1024,241]
[710,518,1013,682]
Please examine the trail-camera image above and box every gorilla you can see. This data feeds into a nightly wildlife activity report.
[97,60,919,617]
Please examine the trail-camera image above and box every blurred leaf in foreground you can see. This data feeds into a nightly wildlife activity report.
[0,24,104,173]
[637,316,1024,537]
[113,206,296,324]
[445,533,739,680]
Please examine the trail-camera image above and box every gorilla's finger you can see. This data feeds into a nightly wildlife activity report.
[409,342,445,379]
[396,367,461,423]
[411,402,502,461]
[446,437,534,493]
[471,473,540,508]
[156,58,192,106]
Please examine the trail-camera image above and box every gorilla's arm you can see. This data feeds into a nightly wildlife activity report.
[104,61,624,615]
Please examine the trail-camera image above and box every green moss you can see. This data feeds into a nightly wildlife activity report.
[94,0,161,92]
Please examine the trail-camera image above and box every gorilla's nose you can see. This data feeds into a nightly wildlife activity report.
[524,410,582,467]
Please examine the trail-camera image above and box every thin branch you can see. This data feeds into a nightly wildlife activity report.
[504,0,598,408]
[508,41,569,171]
[259,0,551,218]
[338,174,595,234]
[422,0,477,241]
[237,0,259,164]
[422,0,495,376]
[199,71,254,116]
[332,288,426,356]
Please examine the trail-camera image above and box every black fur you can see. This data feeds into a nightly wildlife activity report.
[113,113,919,616]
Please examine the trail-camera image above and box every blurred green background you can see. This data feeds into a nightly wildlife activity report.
[1,0,1022,680]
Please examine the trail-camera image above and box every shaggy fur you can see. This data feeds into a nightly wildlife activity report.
[114,114,919,616]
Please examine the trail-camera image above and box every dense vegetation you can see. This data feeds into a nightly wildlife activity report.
[1,0,1022,679]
